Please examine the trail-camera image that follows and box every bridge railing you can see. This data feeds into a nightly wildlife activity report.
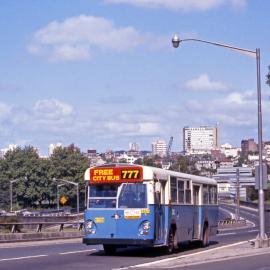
[0,221,84,233]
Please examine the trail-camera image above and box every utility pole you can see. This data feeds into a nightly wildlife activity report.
[235,168,240,221]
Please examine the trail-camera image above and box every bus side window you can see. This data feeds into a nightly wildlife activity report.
[170,177,177,203]
[185,181,191,204]
[177,180,184,203]
[203,184,209,204]
[209,185,218,204]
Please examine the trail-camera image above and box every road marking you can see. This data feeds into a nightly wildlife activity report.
[0,254,48,262]
[219,207,234,219]
[217,232,236,236]
[59,249,96,255]
[248,229,259,233]
[115,240,251,269]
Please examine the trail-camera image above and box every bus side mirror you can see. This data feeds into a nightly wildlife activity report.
[155,182,161,193]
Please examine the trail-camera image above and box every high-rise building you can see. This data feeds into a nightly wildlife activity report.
[183,126,219,155]
[152,139,167,157]
[129,142,139,152]
[241,138,258,155]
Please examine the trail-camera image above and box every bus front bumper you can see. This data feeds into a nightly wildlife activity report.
[83,237,154,246]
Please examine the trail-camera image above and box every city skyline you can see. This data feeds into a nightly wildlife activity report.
[0,1,270,155]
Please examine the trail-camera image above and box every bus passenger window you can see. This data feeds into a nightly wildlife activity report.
[185,181,191,204]
[170,177,177,203]
[209,186,218,204]
[203,185,209,204]
[177,181,184,203]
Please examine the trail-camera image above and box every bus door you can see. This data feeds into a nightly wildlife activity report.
[154,181,166,244]
[192,185,200,239]
[87,184,119,239]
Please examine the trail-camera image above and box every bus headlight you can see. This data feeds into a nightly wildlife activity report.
[139,221,151,236]
[86,220,97,234]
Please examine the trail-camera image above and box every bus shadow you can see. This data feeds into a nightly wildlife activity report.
[89,241,219,258]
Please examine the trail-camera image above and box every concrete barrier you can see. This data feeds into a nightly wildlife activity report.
[0,231,83,243]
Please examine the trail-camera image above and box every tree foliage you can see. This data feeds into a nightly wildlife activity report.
[170,155,200,175]
[0,144,89,210]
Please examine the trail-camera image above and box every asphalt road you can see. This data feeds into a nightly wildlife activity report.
[0,204,263,270]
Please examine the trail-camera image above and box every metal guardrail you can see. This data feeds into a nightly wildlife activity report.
[218,219,246,226]
[0,221,84,233]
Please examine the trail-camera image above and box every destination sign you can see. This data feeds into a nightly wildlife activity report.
[89,167,143,184]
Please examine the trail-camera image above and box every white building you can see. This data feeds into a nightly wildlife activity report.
[183,126,219,155]
[152,139,167,157]
[220,143,240,158]
[116,153,138,164]
[129,142,139,152]
[48,142,63,156]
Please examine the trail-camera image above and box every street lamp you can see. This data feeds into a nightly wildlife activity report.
[53,178,80,215]
[57,184,65,211]
[10,177,27,212]
[171,34,267,247]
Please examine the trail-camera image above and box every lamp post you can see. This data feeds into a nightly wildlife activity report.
[57,184,65,211]
[171,34,267,247]
[10,179,19,212]
[53,178,80,215]
[10,177,27,212]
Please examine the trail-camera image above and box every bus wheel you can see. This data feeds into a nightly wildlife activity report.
[103,244,117,255]
[201,225,209,247]
[164,230,175,254]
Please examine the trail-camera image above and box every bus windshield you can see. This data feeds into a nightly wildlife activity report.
[88,183,147,209]
[118,183,147,209]
[89,184,118,208]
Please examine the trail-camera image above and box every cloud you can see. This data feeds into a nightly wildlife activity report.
[33,99,73,119]
[0,102,11,119]
[185,74,229,91]
[1,88,268,153]
[185,90,259,128]
[104,0,246,11]
[28,15,154,61]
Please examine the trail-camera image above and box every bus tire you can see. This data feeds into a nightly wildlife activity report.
[201,224,209,247]
[164,230,175,254]
[103,244,117,255]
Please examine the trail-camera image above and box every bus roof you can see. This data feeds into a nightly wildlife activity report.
[84,163,217,186]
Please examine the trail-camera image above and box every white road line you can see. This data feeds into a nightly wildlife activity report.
[0,254,48,262]
[217,232,236,236]
[115,240,251,269]
[248,229,259,233]
[219,207,234,219]
[59,249,96,255]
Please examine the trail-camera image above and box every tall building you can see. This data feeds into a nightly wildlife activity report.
[129,142,139,152]
[152,139,167,157]
[241,138,258,155]
[183,126,219,155]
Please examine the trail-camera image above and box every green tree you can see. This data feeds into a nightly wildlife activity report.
[170,156,199,175]
[138,155,162,168]
[50,144,89,208]
[0,146,49,208]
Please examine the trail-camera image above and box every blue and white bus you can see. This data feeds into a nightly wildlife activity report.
[83,164,218,254]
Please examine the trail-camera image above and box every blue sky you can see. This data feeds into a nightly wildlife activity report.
[0,0,269,155]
